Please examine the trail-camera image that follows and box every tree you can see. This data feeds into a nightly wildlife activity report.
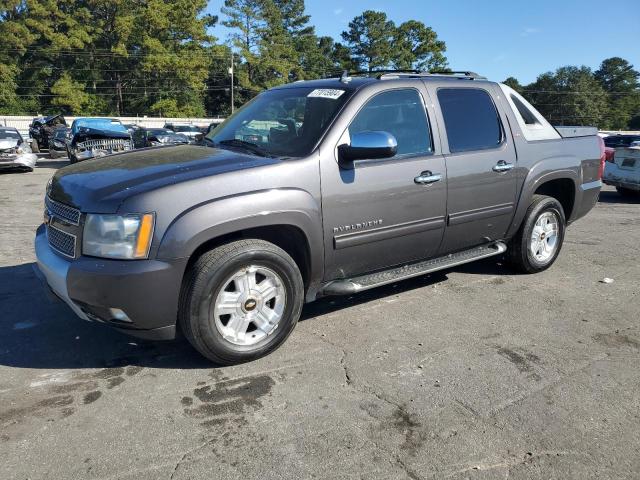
[393,20,447,71]
[342,10,395,71]
[50,73,89,113]
[503,76,523,93]
[594,57,640,129]
[525,66,609,127]
[222,0,263,92]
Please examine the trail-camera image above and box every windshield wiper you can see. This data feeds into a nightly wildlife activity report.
[215,139,274,157]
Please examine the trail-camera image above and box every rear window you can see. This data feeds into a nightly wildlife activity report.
[510,95,538,125]
[437,88,503,153]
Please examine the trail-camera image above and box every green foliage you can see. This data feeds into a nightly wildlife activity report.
[50,72,89,114]
[526,66,608,127]
[1,1,637,129]
[341,11,447,72]
[594,57,640,130]
[393,20,447,71]
[503,76,523,93]
[341,10,396,71]
[507,58,640,129]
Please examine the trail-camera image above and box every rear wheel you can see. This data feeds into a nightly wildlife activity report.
[507,195,566,273]
[179,239,304,365]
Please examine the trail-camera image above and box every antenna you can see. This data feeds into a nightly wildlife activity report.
[340,70,352,84]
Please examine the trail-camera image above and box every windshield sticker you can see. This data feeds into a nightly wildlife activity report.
[308,89,345,100]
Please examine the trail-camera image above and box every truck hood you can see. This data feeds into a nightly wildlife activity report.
[49,145,280,212]
[72,127,130,144]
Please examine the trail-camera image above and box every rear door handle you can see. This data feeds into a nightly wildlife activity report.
[493,161,514,173]
[414,171,442,185]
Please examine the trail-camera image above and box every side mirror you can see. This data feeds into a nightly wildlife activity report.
[338,131,397,162]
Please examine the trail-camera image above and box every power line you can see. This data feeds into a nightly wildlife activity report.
[11,87,258,97]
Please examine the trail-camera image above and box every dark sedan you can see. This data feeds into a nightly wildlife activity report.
[132,127,190,148]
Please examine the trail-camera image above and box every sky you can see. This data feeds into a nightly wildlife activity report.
[206,0,640,85]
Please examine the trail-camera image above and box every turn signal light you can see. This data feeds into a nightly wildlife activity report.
[134,213,155,258]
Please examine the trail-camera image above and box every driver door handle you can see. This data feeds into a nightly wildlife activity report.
[414,171,442,185]
[493,160,514,172]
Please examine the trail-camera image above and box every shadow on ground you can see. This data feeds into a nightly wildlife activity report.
[0,255,510,370]
[598,190,640,204]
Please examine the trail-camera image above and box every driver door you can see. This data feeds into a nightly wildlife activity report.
[321,87,447,280]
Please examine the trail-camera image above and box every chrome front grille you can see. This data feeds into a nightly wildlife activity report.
[77,138,132,151]
[47,225,76,258]
[46,197,80,225]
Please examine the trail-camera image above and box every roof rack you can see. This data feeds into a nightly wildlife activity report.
[327,69,486,82]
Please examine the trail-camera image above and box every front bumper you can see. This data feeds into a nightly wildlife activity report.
[35,224,187,340]
[603,163,640,191]
[0,153,37,170]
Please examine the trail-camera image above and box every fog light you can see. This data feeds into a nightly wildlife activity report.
[108,308,132,323]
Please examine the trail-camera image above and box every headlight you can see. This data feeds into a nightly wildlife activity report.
[83,213,155,259]
[76,150,95,160]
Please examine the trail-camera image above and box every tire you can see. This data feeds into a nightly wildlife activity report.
[31,139,40,153]
[616,186,639,198]
[179,239,304,365]
[507,195,566,274]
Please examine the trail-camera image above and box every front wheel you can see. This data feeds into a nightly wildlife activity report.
[31,139,40,153]
[179,239,304,365]
[507,195,566,273]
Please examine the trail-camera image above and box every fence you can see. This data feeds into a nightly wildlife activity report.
[0,115,226,139]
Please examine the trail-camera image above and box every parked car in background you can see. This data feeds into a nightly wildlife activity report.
[604,134,640,148]
[603,141,640,197]
[49,127,70,159]
[36,71,603,365]
[29,114,67,153]
[67,118,133,163]
[132,127,189,148]
[123,123,140,134]
[0,127,37,172]
[163,123,202,143]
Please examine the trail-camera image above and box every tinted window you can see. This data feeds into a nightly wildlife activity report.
[349,89,431,156]
[438,88,502,153]
[510,95,538,125]
[208,87,352,157]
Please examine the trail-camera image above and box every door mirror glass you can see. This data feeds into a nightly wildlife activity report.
[339,131,398,161]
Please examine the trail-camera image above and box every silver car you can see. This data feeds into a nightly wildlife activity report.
[0,127,37,172]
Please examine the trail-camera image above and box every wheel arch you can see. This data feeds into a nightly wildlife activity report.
[157,189,324,301]
[507,169,578,238]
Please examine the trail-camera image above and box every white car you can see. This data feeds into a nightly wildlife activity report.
[0,127,38,172]
[603,141,640,197]
[163,123,202,143]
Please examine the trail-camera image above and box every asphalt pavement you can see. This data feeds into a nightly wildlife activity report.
[1,159,639,479]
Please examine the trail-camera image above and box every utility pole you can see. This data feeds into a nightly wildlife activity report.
[229,53,234,114]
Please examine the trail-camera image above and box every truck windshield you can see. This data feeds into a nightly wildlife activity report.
[206,87,351,157]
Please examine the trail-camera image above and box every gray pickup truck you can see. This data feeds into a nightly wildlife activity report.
[35,71,604,365]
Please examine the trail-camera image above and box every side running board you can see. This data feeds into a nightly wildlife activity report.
[322,242,507,296]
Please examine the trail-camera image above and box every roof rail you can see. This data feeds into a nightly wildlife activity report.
[323,69,486,81]
[428,70,486,80]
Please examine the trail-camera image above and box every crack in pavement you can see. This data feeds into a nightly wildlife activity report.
[312,332,425,480]
[443,450,582,478]
[169,439,216,480]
